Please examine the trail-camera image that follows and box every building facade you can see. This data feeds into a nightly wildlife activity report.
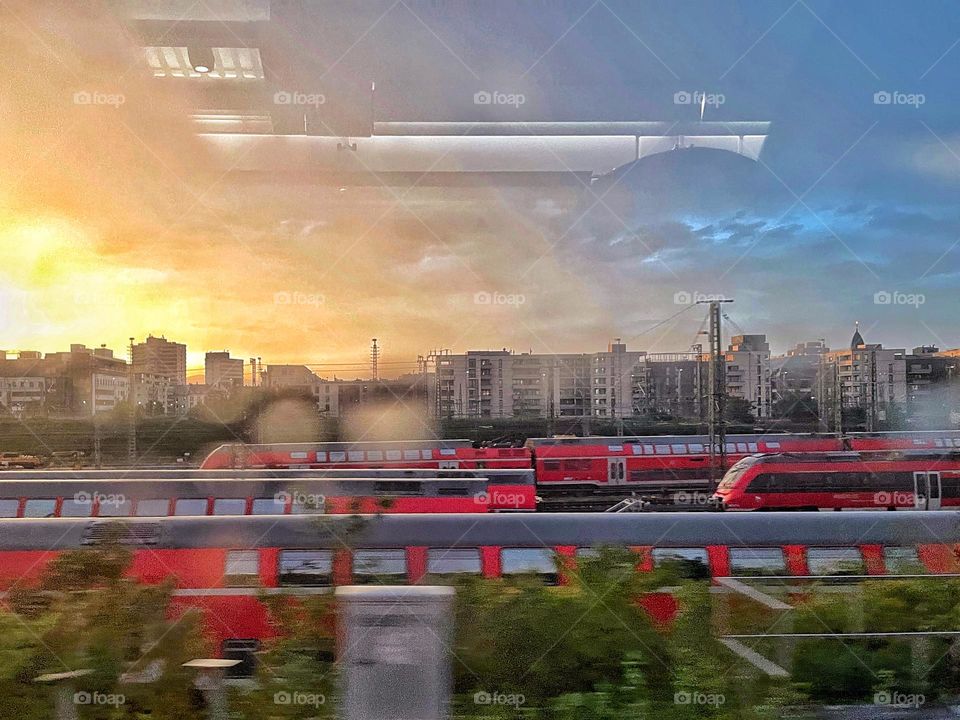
[132,335,187,385]
[205,351,244,390]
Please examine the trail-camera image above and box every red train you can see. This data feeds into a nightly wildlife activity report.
[0,468,537,516]
[199,432,960,498]
[3,512,960,665]
[714,450,960,511]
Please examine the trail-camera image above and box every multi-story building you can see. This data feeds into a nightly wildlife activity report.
[725,334,772,418]
[0,377,50,416]
[823,326,907,428]
[904,347,960,425]
[132,335,187,385]
[263,364,343,416]
[590,340,646,418]
[771,340,829,400]
[132,372,175,415]
[205,351,244,390]
[637,353,704,419]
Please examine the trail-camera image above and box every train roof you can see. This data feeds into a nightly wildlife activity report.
[526,433,835,446]
[746,450,960,464]
[0,468,533,482]
[2,512,959,550]
[207,439,474,452]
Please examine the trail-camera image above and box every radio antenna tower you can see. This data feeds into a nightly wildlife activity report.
[371,339,380,381]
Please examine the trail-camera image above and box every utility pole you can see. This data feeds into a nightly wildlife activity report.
[817,339,829,433]
[370,339,379,381]
[833,360,843,434]
[698,300,733,491]
[127,337,137,465]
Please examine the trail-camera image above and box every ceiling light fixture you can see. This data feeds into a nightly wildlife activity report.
[187,46,215,74]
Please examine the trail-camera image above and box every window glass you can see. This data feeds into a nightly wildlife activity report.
[643,444,654,454]
[427,549,481,575]
[747,443,759,453]
[501,548,556,576]
[386,450,402,460]
[315,451,327,462]
[653,547,710,578]
[575,547,601,559]
[883,547,925,574]
[135,499,169,517]
[23,499,57,518]
[0,499,19,517]
[97,499,132,517]
[655,445,671,455]
[439,448,456,456]
[279,550,333,585]
[729,548,786,576]
[225,550,260,585]
[353,550,407,583]
[421,450,433,460]
[290,452,308,459]
[348,451,364,462]
[60,499,92,517]
[367,451,384,462]
[670,444,686,454]
[725,443,736,453]
[329,451,346,462]
[688,443,704,453]
[403,450,420,460]
[174,498,208,516]
[213,498,247,515]
[736,443,748,452]
[252,498,283,515]
[807,547,865,575]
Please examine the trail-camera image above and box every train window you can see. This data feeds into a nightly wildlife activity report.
[367,451,384,461]
[608,444,623,452]
[729,548,787,576]
[97,499,132,517]
[671,444,687,454]
[225,550,260,586]
[348,451,364,462]
[353,550,407,584]
[421,450,433,460]
[291,495,325,514]
[806,548,865,575]
[330,452,346,462]
[563,459,592,471]
[501,548,557,583]
[222,639,260,678]
[174,498,208,516]
[59,499,91,517]
[213,498,247,516]
[543,460,561,471]
[252,498,282,515]
[883,547,926,574]
[0,499,19,517]
[135,499,169,517]
[748,443,758,453]
[403,450,420,460]
[576,547,601,558]
[23,499,57,518]
[440,448,456,456]
[279,550,333,585]
[725,443,736,453]
[386,450,402,460]
[688,443,704,453]
[643,444,654,454]
[654,445,671,455]
[736,443,748,452]
[766,442,781,449]
[653,548,710,579]
[315,451,327,462]
[290,452,308,460]
[427,549,481,575]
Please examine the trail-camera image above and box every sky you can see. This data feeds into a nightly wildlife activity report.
[1,0,959,377]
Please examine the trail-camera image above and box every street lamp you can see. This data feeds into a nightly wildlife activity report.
[182,659,241,720]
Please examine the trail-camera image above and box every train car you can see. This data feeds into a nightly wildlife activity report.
[2,512,960,661]
[527,434,843,492]
[713,450,960,511]
[844,430,960,451]
[0,467,537,516]
[200,439,532,473]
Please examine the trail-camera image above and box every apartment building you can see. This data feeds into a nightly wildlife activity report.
[132,335,187,385]
[205,351,244,390]
[725,334,772,418]
[823,326,907,425]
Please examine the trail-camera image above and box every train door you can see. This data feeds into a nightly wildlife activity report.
[913,472,942,510]
[607,458,626,486]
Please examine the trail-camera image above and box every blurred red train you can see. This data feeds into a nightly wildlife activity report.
[714,450,960,511]
[3,512,960,670]
[198,432,960,497]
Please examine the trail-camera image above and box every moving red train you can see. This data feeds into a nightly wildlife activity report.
[0,468,536,516]
[199,431,960,496]
[714,450,960,511]
[2,512,959,666]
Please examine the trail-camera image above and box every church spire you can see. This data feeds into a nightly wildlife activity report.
[850,321,865,349]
